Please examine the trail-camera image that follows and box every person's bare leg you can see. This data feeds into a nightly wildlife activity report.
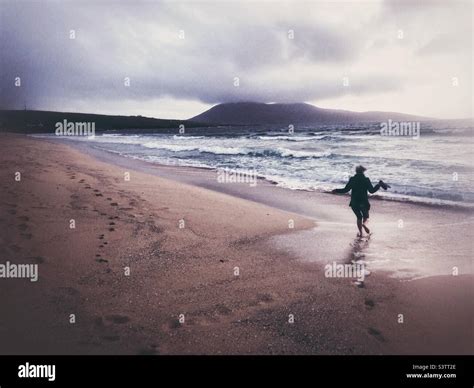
[362,218,370,234]
[357,218,363,237]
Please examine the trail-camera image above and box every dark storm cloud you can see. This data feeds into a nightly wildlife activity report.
[283,24,359,63]
[0,0,470,118]
[0,0,400,110]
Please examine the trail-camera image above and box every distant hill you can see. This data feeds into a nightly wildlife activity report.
[0,110,206,133]
[190,102,430,125]
[0,105,432,134]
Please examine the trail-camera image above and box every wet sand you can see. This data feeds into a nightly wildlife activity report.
[0,133,472,355]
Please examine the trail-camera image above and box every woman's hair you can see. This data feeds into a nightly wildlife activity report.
[355,165,366,174]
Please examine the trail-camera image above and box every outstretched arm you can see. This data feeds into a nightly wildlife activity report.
[332,179,352,194]
[367,178,381,194]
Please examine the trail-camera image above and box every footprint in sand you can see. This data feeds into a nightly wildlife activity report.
[364,298,375,310]
[367,327,385,342]
[29,256,46,264]
[110,203,118,207]
[256,293,274,304]
[215,304,232,315]
[17,223,28,231]
[108,228,115,232]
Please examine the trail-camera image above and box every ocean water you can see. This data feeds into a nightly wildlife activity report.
[36,120,474,205]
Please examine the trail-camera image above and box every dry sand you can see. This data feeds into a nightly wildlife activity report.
[0,133,472,355]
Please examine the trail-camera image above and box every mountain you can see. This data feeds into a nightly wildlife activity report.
[189,102,430,125]
[0,110,206,133]
[0,104,431,134]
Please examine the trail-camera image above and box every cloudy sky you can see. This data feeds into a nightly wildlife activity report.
[1,0,472,119]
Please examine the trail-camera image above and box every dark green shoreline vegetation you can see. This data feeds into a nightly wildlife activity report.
[0,110,208,134]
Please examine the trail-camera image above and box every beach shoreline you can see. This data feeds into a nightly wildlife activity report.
[0,133,472,355]
[34,133,474,212]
